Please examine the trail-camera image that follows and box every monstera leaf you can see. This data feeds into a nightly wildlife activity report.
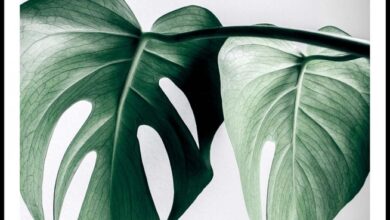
[219,26,369,220]
[21,0,224,219]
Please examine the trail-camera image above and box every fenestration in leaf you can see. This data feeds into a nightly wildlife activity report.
[21,0,224,219]
[219,26,369,220]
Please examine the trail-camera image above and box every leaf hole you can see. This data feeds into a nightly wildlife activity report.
[159,78,199,147]
[20,197,34,220]
[260,141,276,220]
[59,152,97,220]
[42,100,92,220]
[138,125,174,220]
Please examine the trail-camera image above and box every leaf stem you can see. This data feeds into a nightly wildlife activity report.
[143,26,369,58]
[303,54,361,64]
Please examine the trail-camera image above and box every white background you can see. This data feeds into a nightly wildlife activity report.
[5,0,385,220]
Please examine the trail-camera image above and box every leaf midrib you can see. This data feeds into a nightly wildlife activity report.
[283,55,361,217]
[111,37,148,179]
[290,62,307,217]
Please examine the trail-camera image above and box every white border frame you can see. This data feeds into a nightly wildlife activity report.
[5,0,386,219]
[369,0,387,219]
[5,0,21,219]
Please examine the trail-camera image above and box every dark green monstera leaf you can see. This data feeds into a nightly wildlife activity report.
[21,0,224,219]
[219,26,369,220]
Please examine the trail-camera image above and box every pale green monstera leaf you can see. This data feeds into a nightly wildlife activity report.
[219,26,369,220]
[21,0,370,219]
[21,0,224,219]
